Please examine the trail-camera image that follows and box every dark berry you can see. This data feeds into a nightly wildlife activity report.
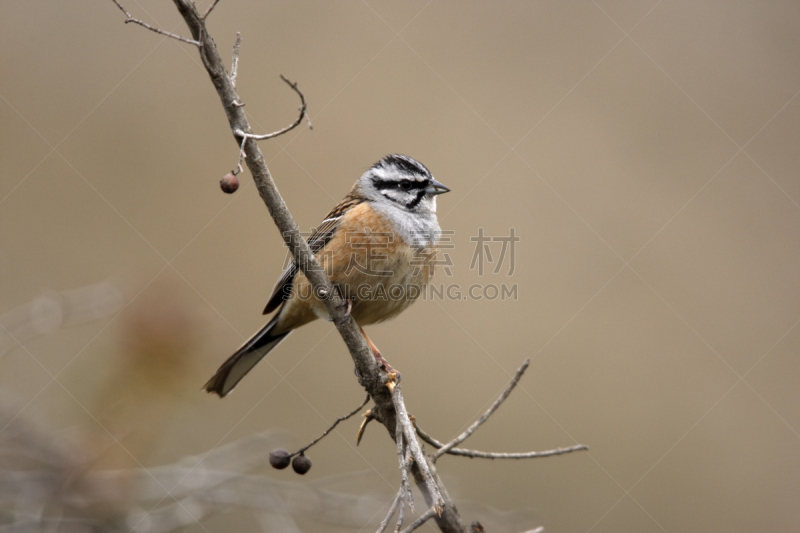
[220,172,239,194]
[269,448,291,469]
[292,453,312,475]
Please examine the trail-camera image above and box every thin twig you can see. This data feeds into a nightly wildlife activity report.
[293,395,370,456]
[391,386,443,508]
[416,424,588,459]
[233,75,310,142]
[201,0,222,19]
[444,445,587,459]
[395,417,414,514]
[230,32,241,91]
[397,507,438,533]
[375,489,403,533]
[395,489,406,533]
[111,0,201,46]
[434,359,530,460]
[414,424,446,449]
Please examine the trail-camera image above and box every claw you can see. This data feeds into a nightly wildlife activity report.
[385,371,398,392]
[356,409,374,445]
[335,297,353,325]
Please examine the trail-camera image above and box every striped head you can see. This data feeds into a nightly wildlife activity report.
[357,154,450,215]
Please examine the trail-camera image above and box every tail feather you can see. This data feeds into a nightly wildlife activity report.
[205,316,290,397]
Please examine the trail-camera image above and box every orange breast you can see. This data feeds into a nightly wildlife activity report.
[288,203,438,326]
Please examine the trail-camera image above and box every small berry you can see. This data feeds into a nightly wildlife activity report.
[292,453,312,475]
[220,172,239,194]
[269,449,291,470]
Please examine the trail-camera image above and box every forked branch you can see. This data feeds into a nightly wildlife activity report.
[417,359,587,462]
[233,75,311,142]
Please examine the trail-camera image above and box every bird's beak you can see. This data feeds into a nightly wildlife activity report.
[425,179,450,196]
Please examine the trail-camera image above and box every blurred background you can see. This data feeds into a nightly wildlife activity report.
[2,1,800,531]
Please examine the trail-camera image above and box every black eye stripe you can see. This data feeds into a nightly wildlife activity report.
[372,178,428,191]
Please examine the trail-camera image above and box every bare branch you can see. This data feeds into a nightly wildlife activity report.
[391,385,443,509]
[398,507,439,533]
[111,0,201,46]
[445,445,587,459]
[434,359,530,460]
[416,424,588,459]
[293,395,369,457]
[233,75,310,142]
[202,0,222,19]
[395,419,414,514]
[395,486,407,533]
[414,424,446,449]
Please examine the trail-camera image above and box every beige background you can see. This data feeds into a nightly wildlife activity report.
[2,1,800,532]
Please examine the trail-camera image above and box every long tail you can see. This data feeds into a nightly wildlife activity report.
[204,315,290,397]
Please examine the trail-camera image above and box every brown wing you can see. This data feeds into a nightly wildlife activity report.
[262,192,365,314]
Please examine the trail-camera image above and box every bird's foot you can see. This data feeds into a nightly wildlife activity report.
[334,297,353,325]
[375,352,401,391]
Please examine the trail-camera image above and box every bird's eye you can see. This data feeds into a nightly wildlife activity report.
[399,180,412,191]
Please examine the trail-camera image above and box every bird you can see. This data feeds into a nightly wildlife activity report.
[205,154,450,397]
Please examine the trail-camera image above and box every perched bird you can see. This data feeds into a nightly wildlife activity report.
[205,155,450,397]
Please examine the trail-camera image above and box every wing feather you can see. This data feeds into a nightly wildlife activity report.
[262,193,365,314]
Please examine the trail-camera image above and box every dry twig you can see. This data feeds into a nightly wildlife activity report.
[395,420,414,515]
[395,483,407,533]
[202,0,222,19]
[391,385,442,508]
[111,0,200,46]
[233,75,310,142]
[398,506,439,533]
[416,359,587,462]
[416,423,588,459]
[292,395,370,457]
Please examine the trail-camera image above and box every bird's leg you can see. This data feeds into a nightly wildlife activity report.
[359,326,399,390]
[359,326,386,367]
